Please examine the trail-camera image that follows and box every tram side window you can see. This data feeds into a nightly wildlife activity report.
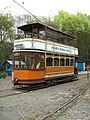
[46,57,53,66]
[28,53,45,69]
[66,58,69,66]
[35,54,45,69]
[60,58,64,66]
[71,59,74,66]
[39,54,45,69]
[54,58,59,66]
[75,57,78,63]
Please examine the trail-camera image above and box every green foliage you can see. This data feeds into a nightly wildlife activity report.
[54,11,90,34]
[54,10,70,31]
[39,16,59,29]
[0,13,14,41]
[0,41,13,67]
[77,31,90,63]
[54,11,90,63]
[0,71,8,78]
[0,13,14,69]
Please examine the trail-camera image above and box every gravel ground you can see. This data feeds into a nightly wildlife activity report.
[56,86,90,120]
[0,73,90,120]
[0,76,13,91]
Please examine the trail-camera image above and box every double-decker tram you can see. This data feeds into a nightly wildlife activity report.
[12,22,78,88]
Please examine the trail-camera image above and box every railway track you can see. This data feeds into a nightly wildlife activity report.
[0,88,15,92]
[0,89,25,98]
[0,87,31,98]
[41,82,89,120]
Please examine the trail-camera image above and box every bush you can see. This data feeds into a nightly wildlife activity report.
[0,72,8,78]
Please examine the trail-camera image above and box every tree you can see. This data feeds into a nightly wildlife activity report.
[54,11,90,63]
[0,13,14,42]
[0,13,14,69]
[54,11,90,33]
[39,16,59,29]
[0,42,13,67]
[54,10,70,31]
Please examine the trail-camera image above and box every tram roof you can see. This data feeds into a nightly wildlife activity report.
[18,22,75,39]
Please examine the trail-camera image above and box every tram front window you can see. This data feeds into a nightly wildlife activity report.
[13,52,20,68]
[20,52,28,68]
[13,52,45,69]
[13,52,28,68]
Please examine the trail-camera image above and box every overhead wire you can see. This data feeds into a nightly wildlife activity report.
[13,0,42,23]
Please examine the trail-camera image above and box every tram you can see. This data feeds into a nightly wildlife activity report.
[12,22,78,87]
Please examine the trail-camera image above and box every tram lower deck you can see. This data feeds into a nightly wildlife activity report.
[12,51,77,87]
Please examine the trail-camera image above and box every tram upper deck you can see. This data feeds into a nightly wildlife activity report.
[14,22,78,56]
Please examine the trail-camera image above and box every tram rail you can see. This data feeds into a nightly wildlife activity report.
[0,88,30,98]
[41,82,89,120]
[0,88,15,92]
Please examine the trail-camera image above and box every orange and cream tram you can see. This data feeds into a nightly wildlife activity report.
[12,22,78,87]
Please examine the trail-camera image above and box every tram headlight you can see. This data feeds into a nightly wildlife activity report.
[14,78,18,82]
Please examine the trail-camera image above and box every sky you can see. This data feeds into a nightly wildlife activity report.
[0,0,90,17]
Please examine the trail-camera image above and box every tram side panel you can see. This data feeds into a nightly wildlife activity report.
[13,69,45,85]
[13,66,76,86]
[45,66,75,80]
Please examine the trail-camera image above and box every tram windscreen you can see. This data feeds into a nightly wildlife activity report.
[13,52,45,69]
